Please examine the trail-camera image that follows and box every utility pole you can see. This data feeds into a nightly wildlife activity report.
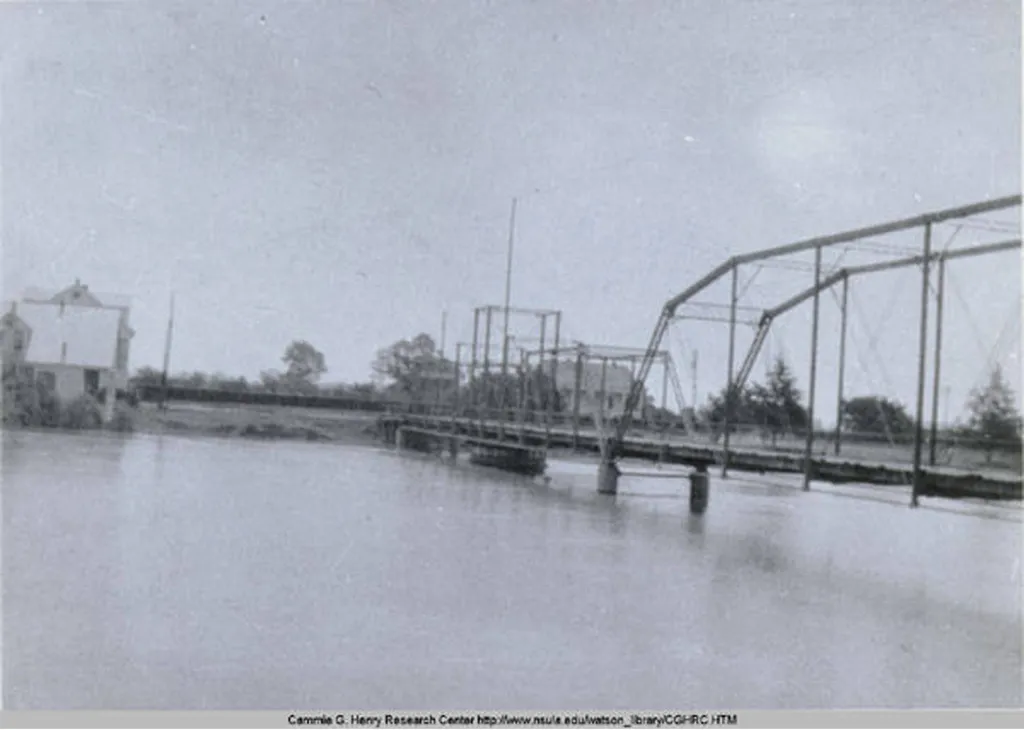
[501,197,517,378]
[160,291,175,410]
[440,310,447,358]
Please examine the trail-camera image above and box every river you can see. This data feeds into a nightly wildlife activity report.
[2,430,1021,710]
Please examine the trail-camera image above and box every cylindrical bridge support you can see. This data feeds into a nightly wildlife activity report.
[379,419,399,445]
[689,465,710,515]
[597,458,620,495]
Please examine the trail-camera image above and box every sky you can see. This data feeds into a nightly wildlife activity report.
[1,0,1020,425]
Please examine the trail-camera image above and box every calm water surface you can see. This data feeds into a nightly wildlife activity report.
[2,431,1021,709]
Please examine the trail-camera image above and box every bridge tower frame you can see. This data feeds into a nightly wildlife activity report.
[608,194,1022,505]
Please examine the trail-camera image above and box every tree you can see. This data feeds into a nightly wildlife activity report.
[258,369,283,393]
[282,340,327,386]
[758,357,807,436]
[698,357,807,444]
[746,357,807,444]
[2,366,60,426]
[700,383,756,440]
[209,373,249,392]
[842,396,914,440]
[173,371,209,389]
[372,334,451,403]
[964,365,1022,456]
[130,366,165,388]
[349,382,379,401]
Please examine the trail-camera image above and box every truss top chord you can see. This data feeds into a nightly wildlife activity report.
[682,300,762,313]
[672,314,761,327]
[474,304,562,317]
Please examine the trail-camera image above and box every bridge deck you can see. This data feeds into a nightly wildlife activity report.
[397,426,545,454]
[382,414,1022,500]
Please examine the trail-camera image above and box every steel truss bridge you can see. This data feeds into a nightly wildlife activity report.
[389,194,1023,508]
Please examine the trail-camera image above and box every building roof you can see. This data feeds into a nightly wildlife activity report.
[18,301,121,369]
[22,285,132,311]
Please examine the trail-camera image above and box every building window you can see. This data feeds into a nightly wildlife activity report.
[36,370,56,392]
[84,369,100,395]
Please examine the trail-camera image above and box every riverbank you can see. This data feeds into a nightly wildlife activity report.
[128,403,383,445]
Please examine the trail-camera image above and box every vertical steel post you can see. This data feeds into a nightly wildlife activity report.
[483,306,493,375]
[660,353,669,439]
[912,224,933,506]
[483,306,493,422]
[722,266,739,477]
[538,315,551,444]
[551,312,561,429]
[537,314,548,440]
[834,273,849,455]
[804,246,822,490]
[572,346,584,449]
[435,361,442,414]
[692,349,699,417]
[929,254,946,466]
[518,348,527,442]
[470,308,480,409]
[453,343,462,419]
[628,355,638,424]
[599,356,609,427]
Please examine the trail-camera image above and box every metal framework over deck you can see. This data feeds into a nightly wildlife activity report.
[609,194,1022,504]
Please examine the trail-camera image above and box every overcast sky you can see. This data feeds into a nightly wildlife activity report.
[2,0,1020,424]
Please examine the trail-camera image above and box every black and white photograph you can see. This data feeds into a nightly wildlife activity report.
[1,0,1021,722]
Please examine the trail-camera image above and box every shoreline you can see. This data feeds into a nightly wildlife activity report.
[3,403,385,447]
[135,402,384,445]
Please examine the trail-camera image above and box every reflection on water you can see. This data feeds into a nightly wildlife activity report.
[3,431,1021,710]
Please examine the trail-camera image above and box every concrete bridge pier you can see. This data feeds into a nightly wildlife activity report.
[395,426,407,450]
[689,465,709,515]
[378,419,399,446]
[598,459,620,495]
[447,436,459,461]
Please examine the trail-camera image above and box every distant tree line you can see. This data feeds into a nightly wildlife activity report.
[133,339,381,401]
[130,335,1023,457]
[133,333,572,419]
[696,356,1022,458]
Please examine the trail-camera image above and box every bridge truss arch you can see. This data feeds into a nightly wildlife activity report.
[611,194,1022,505]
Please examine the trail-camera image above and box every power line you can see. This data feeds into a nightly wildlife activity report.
[945,267,992,361]
[952,219,1021,236]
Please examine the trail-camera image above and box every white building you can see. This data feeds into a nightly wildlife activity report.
[541,357,635,419]
[0,280,134,418]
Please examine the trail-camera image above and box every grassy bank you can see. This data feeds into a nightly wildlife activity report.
[130,402,383,445]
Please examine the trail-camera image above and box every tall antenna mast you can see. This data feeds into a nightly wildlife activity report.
[440,309,447,357]
[160,291,175,409]
[501,197,517,376]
